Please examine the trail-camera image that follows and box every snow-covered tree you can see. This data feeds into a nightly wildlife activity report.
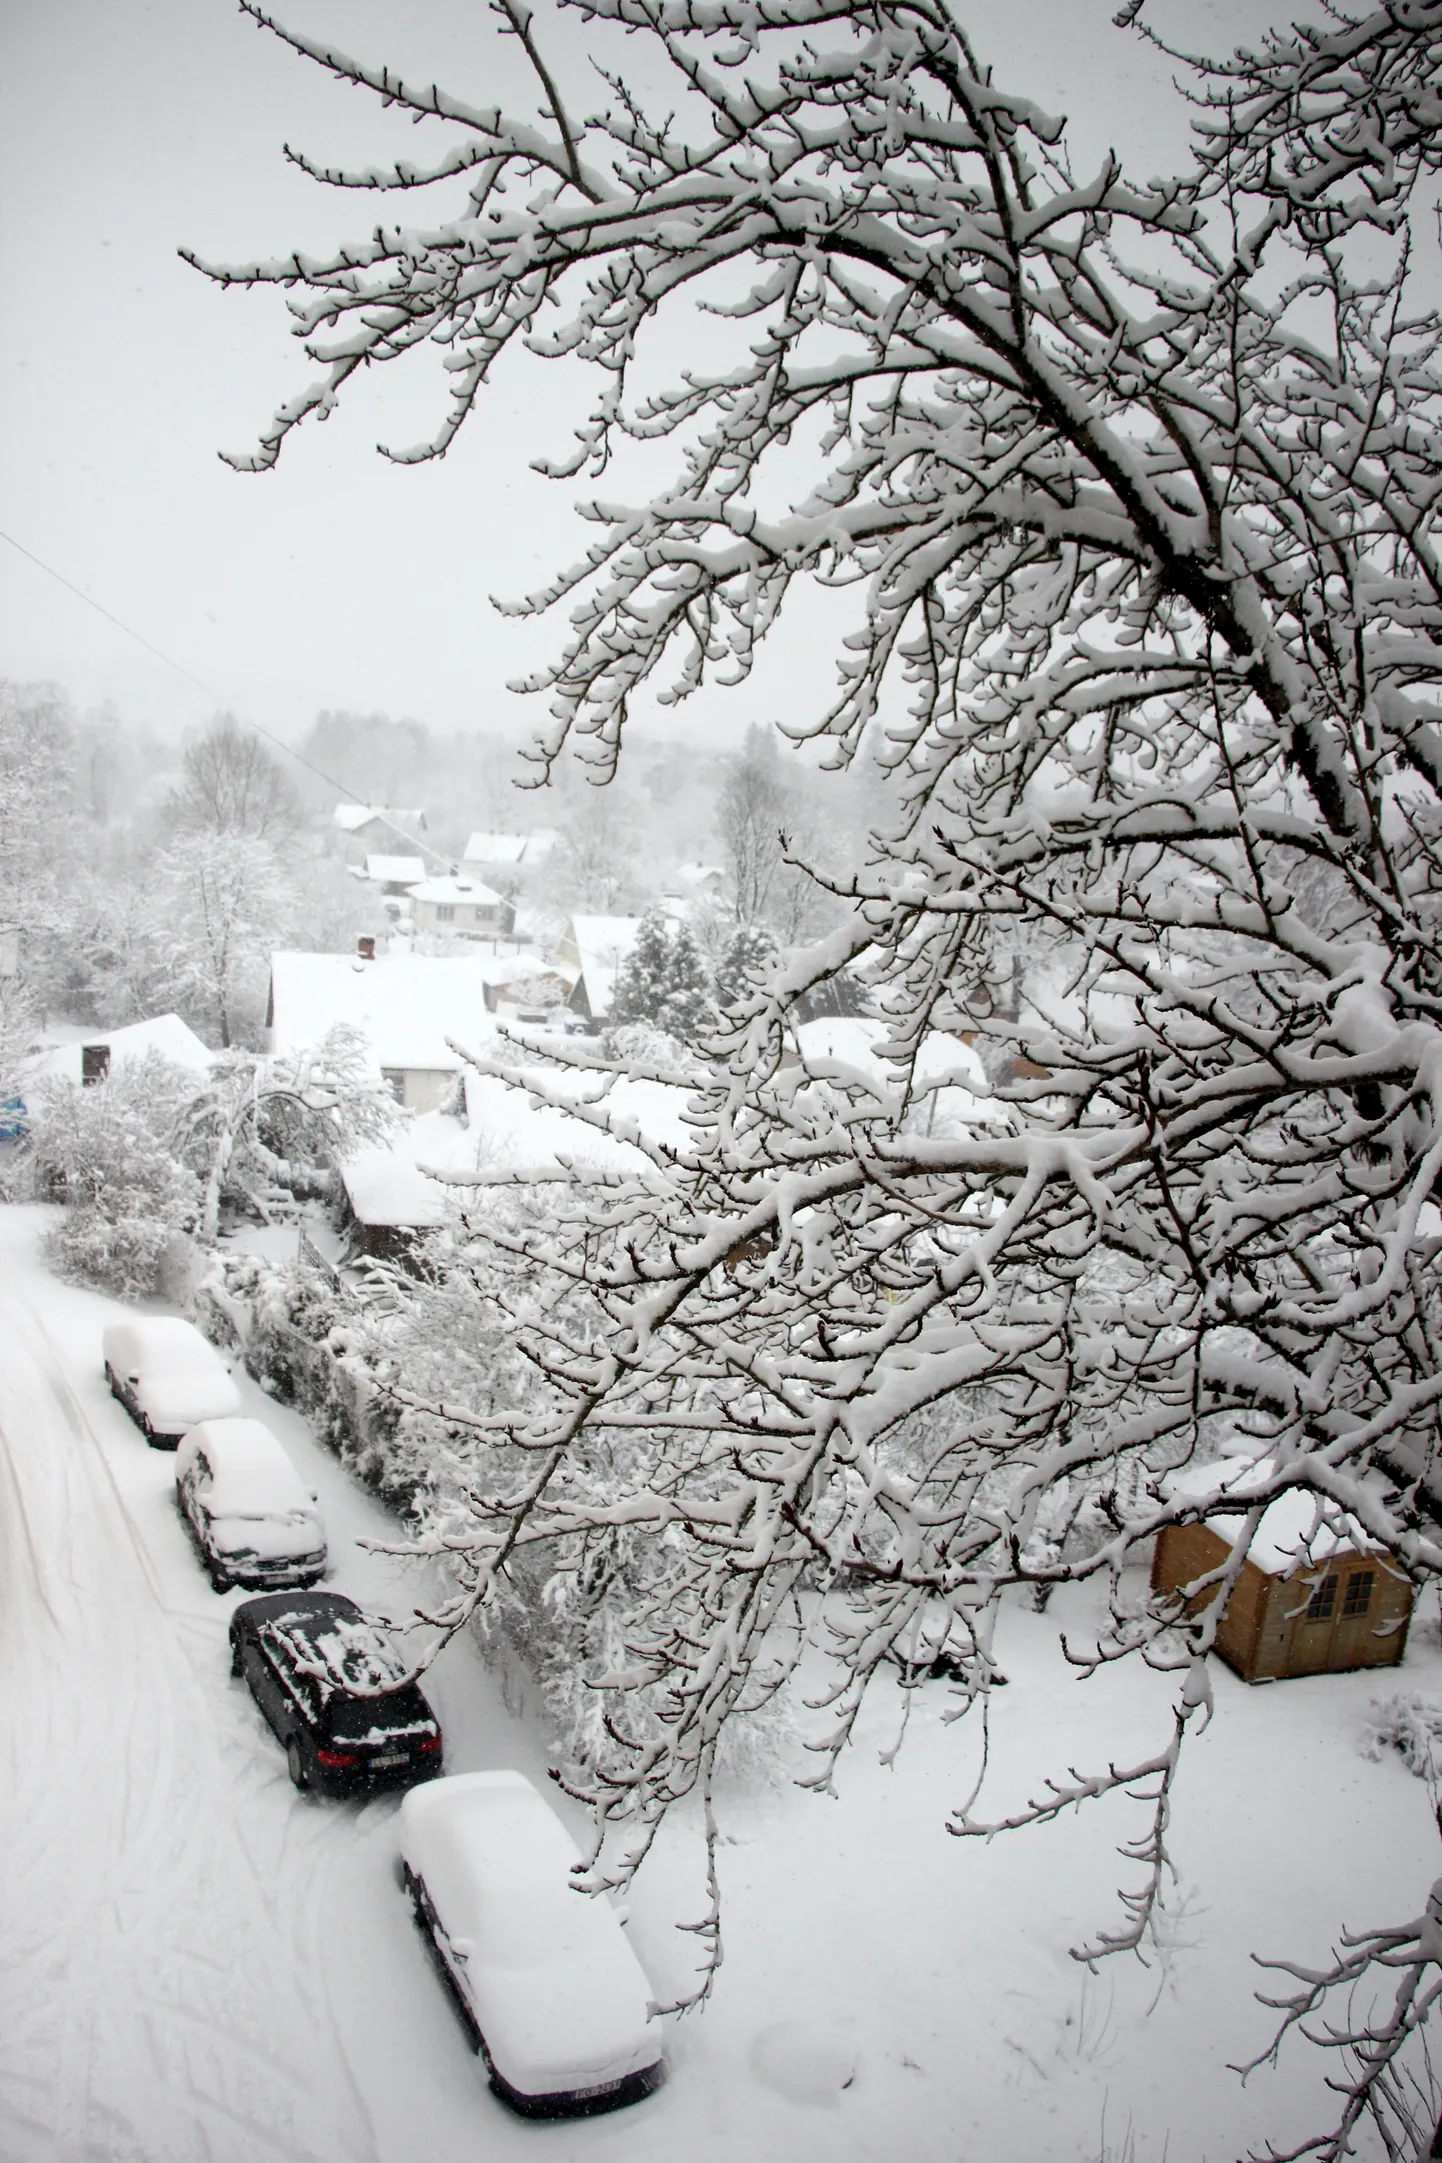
[609,906,712,1039]
[172,712,300,842]
[30,1052,204,1297]
[714,923,778,1016]
[156,832,289,1048]
[715,726,828,942]
[181,1025,399,1242]
[199,2,1442,2142]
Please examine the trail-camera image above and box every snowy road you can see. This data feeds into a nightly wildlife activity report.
[6,1202,1442,2162]
[0,1210,657,2163]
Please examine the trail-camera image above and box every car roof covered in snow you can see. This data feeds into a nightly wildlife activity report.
[240,1590,412,1696]
[176,1419,314,1515]
[400,1772,658,2092]
[103,1316,227,1370]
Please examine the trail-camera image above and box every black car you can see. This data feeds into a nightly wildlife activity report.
[229,1591,444,1796]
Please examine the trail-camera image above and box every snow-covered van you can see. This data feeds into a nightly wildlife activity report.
[102,1317,241,1445]
[400,1771,665,2117]
[175,1418,327,1593]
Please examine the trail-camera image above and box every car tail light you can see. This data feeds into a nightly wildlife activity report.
[418,1731,443,1755]
[315,1746,360,1769]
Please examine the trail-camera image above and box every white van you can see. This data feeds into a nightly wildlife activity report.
[103,1317,241,1445]
[175,1418,327,1593]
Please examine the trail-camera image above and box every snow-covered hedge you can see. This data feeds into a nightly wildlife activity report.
[197,1253,415,1506]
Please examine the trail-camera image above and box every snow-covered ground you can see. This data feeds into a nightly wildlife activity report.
[3,1199,1440,2162]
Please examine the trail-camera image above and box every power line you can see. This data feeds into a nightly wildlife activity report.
[0,525,457,872]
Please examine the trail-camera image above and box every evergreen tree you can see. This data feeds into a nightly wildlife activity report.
[609,910,714,1040]
[659,921,712,1039]
[714,924,777,1014]
[607,909,674,1030]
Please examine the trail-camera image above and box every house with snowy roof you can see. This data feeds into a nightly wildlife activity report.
[556,915,642,1028]
[1153,1457,1414,1683]
[266,946,496,1112]
[358,853,428,896]
[462,830,558,877]
[26,1013,214,1089]
[408,874,515,938]
[331,805,429,864]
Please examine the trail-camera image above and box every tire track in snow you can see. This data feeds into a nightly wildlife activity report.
[0,1282,382,2163]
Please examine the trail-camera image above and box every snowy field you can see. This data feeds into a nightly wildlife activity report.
[2,1199,1440,2163]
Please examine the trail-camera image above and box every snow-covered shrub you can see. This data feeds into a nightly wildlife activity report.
[1361,1693,1442,1784]
[29,1052,203,1297]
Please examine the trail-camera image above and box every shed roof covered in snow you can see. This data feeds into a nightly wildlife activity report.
[340,1151,453,1229]
[1163,1457,1384,1575]
[266,952,496,1075]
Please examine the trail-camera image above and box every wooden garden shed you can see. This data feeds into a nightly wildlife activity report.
[1153,1460,1414,1685]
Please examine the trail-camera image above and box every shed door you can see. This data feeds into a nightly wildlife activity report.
[1287,1570,1341,1675]
[1329,1567,1388,1669]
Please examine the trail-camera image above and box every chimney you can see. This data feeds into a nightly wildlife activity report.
[357,936,377,961]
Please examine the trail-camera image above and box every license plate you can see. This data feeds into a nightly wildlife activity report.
[370,1753,407,1769]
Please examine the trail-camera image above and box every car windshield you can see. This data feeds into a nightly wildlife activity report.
[324,1686,434,1745]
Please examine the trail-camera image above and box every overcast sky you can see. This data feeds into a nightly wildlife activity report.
[1,0,1278,754]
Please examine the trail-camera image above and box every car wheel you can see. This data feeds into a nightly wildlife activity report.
[286,1737,309,1791]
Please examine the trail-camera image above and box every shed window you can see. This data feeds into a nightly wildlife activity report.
[1305,1574,1338,1621]
[435,904,455,922]
[1343,1570,1375,1618]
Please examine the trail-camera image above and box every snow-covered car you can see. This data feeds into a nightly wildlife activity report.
[229,1590,443,1796]
[102,1317,241,1446]
[400,1771,665,2118]
[175,1418,327,1594]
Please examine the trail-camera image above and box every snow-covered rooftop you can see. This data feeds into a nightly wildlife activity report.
[27,1012,214,1087]
[560,915,643,1018]
[267,952,497,1074]
[407,875,506,908]
[463,829,557,868]
[361,854,427,887]
[1165,1456,1388,1575]
[341,1150,454,1229]
[332,803,426,834]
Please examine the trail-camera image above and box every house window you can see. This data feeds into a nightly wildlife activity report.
[380,1069,407,1104]
[1305,1574,1338,1621]
[435,904,455,923]
[1343,1570,1375,1618]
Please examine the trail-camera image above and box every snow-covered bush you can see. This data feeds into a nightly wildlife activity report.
[29,1052,203,1297]
[1362,1692,1442,1786]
